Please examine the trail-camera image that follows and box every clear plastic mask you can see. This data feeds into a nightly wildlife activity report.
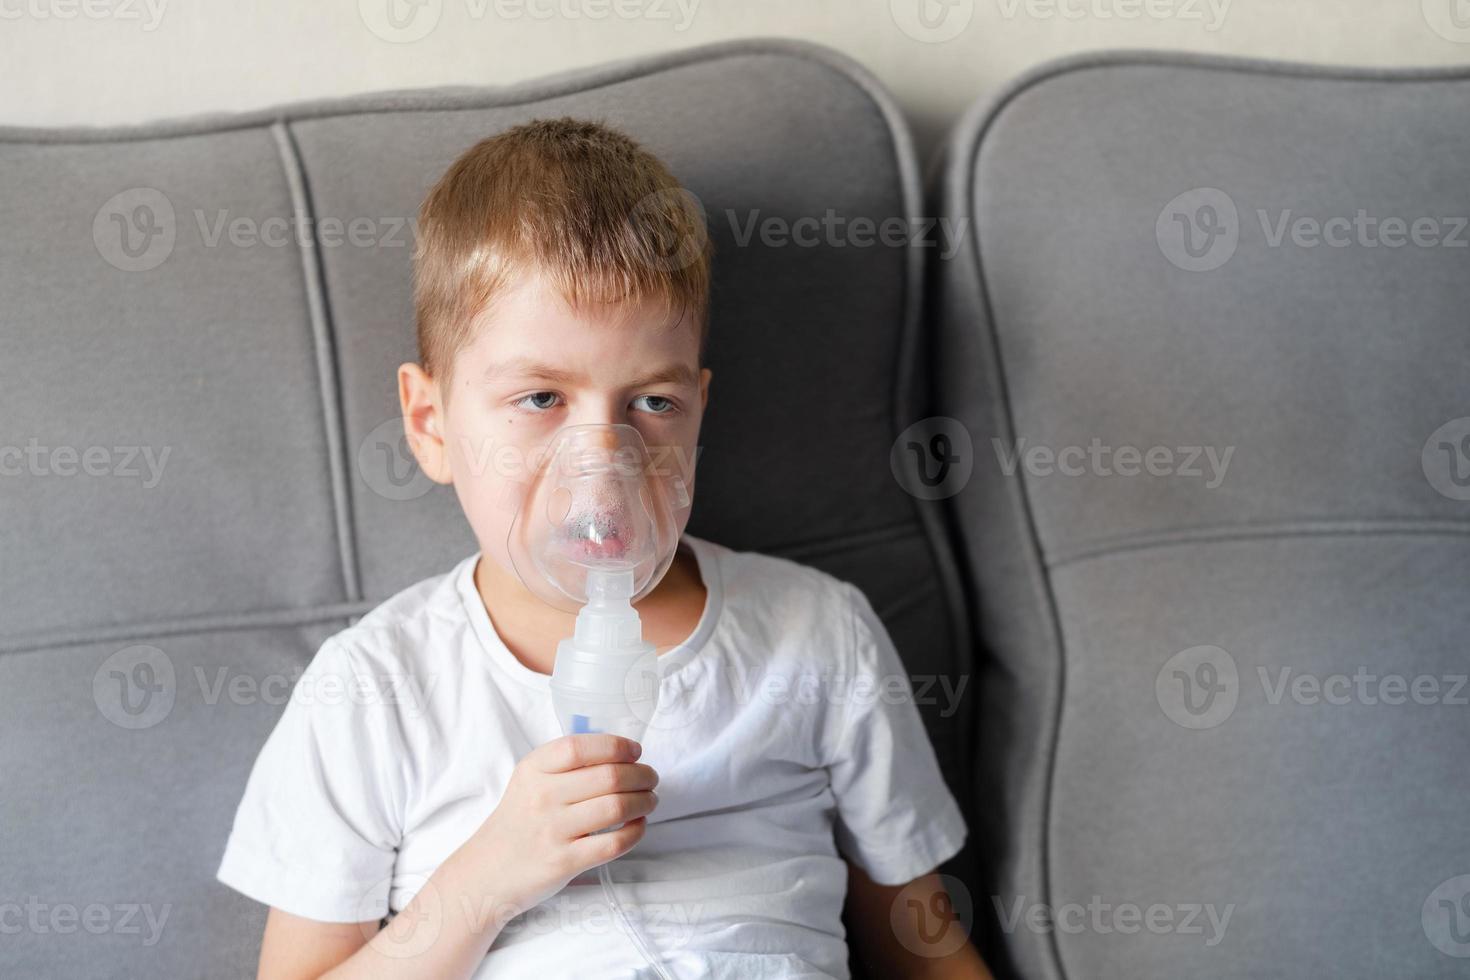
[506,424,691,613]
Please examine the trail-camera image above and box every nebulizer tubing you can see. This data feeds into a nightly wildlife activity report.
[506,424,688,980]
[600,862,675,980]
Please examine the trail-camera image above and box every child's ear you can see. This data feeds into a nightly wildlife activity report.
[398,362,453,485]
[699,367,712,411]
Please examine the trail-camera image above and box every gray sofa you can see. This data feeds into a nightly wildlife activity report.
[2,37,1467,980]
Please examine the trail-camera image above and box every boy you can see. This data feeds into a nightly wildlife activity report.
[218,118,989,980]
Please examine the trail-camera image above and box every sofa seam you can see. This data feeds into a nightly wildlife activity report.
[271,121,362,604]
[0,602,373,658]
[851,22,982,857]
[1047,519,1470,569]
[953,59,1075,980]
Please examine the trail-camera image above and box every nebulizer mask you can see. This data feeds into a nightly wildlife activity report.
[506,423,690,980]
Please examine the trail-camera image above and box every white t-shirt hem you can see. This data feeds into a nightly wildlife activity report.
[216,835,383,924]
[839,787,968,886]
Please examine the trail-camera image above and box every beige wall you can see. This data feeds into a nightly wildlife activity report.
[6,0,1470,160]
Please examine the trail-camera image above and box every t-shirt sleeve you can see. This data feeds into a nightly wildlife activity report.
[825,582,967,886]
[216,637,403,922]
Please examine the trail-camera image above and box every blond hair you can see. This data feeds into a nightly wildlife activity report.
[412,117,711,385]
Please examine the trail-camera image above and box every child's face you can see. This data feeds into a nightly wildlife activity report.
[399,269,710,584]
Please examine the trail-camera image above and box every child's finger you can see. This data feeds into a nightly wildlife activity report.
[561,790,658,839]
[554,762,659,804]
[533,734,641,773]
[568,816,648,868]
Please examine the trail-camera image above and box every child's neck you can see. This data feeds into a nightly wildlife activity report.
[473,544,707,677]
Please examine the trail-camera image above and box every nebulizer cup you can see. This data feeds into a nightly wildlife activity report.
[506,423,690,980]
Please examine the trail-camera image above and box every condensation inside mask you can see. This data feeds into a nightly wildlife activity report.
[507,424,685,613]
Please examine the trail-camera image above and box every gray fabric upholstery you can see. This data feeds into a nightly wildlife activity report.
[934,52,1470,980]
[0,39,970,978]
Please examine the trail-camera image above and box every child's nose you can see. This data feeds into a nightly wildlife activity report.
[569,402,629,431]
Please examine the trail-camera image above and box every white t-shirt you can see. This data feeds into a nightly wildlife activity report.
[217,534,966,979]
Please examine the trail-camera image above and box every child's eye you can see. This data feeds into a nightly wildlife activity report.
[515,391,562,412]
[632,395,677,415]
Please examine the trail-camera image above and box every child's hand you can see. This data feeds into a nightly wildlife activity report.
[459,733,659,918]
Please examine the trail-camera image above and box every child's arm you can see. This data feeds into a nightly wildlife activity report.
[844,862,993,980]
[252,734,658,980]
